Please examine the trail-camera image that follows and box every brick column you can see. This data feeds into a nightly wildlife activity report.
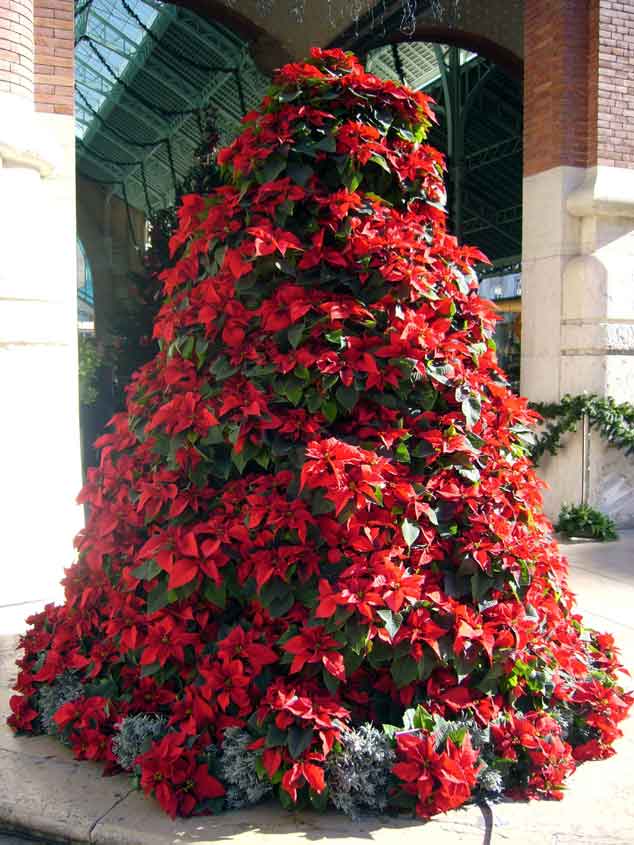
[0,0,82,608]
[591,0,634,169]
[33,0,73,114]
[522,0,634,526]
[0,0,33,99]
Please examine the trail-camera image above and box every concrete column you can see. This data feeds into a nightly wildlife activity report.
[0,0,82,606]
[521,0,634,526]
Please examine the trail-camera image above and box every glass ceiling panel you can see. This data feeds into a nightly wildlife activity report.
[367,43,475,92]
[75,0,160,138]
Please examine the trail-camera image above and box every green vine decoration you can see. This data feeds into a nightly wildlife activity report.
[529,394,634,465]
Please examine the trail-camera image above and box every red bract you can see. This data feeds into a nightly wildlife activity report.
[283,626,346,681]
[201,658,252,712]
[140,617,198,668]
[281,756,326,801]
[392,732,481,819]
[7,695,38,732]
[491,712,576,800]
[138,731,224,818]
[8,47,631,822]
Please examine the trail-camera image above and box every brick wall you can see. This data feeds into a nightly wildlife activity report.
[33,0,73,114]
[523,0,592,177]
[524,0,634,176]
[0,0,34,98]
[594,0,634,168]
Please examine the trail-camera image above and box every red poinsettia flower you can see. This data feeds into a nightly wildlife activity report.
[7,695,38,732]
[140,616,198,668]
[282,626,345,681]
[8,46,633,826]
[216,625,278,674]
[281,755,326,802]
[392,731,480,819]
[201,658,252,712]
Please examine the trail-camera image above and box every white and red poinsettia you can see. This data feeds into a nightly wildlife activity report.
[9,48,631,821]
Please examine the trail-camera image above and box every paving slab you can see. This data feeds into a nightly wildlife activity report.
[0,534,632,845]
[91,796,486,845]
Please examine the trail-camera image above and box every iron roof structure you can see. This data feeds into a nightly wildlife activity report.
[74,1,522,267]
[75,0,268,211]
[365,42,522,269]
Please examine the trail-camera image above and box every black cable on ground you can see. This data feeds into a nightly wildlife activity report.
[478,799,494,845]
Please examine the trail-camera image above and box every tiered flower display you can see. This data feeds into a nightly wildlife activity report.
[9,49,631,821]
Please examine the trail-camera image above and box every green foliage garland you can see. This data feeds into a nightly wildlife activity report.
[77,333,103,406]
[529,394,634,465]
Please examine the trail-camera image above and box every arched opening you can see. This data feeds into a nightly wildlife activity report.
[77,237,96,333]
[363,39,523,387]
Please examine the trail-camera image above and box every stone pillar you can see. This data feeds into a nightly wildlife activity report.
[521,0,634,526]
[0,0,82,607]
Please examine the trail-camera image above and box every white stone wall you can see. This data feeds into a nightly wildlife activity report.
[522,165,634,527]
[0,95,83,606]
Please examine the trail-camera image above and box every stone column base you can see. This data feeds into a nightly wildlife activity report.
[521,165,634,527]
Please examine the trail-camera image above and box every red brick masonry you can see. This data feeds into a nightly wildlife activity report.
[34,0,73,114]
[524,0,634,177]
[593,0,634,168]
[0,0,34,98]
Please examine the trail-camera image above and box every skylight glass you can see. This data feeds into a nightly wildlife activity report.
[75,0,160,139]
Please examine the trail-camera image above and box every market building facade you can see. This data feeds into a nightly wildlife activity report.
[1,0,633,605]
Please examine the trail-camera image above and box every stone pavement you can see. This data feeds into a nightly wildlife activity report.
[1,533,633,845]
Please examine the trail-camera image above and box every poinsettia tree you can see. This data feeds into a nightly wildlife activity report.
[9,49,631,821]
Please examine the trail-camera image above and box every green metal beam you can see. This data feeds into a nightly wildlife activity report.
[433,45,465,240]
[76,7,250,210]
[77,53,174,143]
[466,135,522,171]
[77,145,166,205]
[75,114,92,130]
[462,204,521,246]
[83,12,201,104]
[88,10,140,56]
[76,84,164,146]
[117,55,249,207]
[76,54,119,92]
[78,112,176,185]
[75,81,176,184]
[75,4,90,39]
[475,88,522,136]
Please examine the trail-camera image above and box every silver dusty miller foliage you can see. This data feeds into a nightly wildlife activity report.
[476,764,505,798]
[112,713,168,771]
[432,716,490,751]
[326,724,395,819]
[36,671,84,734]
[216,727,272,809]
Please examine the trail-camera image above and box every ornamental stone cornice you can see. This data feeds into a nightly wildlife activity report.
[0,94,61,178]
[567,165,634,219]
